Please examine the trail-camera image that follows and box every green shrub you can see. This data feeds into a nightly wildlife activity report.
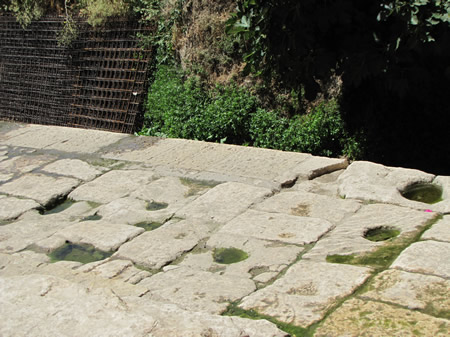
[193,84,257,144]
[249,108,287,149]
[142,65,363,159]
[142,65,257,144]
[283,100,346,157]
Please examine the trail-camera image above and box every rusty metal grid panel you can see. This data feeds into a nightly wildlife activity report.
[70,19,153,133]
[0,15,154,133]
[0,16,75,126]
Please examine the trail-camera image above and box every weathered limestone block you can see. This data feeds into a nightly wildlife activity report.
[0,173,80,206]
[176,182,273,224]
[0,211,77,253]
[1,124,127,152]
[391,240,450,278]
[0,274,160,337]
[239,261,371,327]
[208,146,310,182]
[115,219,211,269]
[85,259,151,284]
[42,159,104,181]
[303,203,435,261]
[219,209,334,245]
[50,221,145,252]
[0,154,56,175]
[0,195,40,221]
[68,169,156,204]
[139,265,256,314]
[0,251,50,276]
[169,142,240,171]
[179,233,302,280]
[97,197,174,225]
[314,298,449,337]
[338,161,440,210]
[253,191,361,224]
[361,269,450,314]
[109,138,212,167]
[422,215,450,242]
[131,176,198,202]
[0,274,286,337]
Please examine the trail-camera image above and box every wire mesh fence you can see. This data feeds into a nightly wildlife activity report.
[0,15,154,133]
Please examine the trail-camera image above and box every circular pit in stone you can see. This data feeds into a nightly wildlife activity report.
[401,183,443,204]
[213,247,248,264]
[364,226,400,242]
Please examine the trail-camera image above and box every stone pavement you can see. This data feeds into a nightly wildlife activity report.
[0,122,449,337]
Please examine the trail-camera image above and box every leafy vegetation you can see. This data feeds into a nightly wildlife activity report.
[140,64,360,158]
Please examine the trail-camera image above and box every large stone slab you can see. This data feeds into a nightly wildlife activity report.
[0,211,77,253]
[362,269,450,314]
[239,261,371,326]
[422,215,450,242]
[139,265,256,314]
[0,173,80,206]
[1,124,127,153]
[49,221,144,252]
[176,182,273,224]
[253,191,361,224]
[391,240,450,278]
[0,250,50,276]
[68,169,156,204]
[41,159,104,181]
[303,203,435,261]
[0,154,56,175]
[338,161,440,209]
[96,196,175,225]
[103,137,204,166]
[0,274,286,337]
[209,146,310,182]
[218,209,334,245]
[115,219,211,269]
[315,298,449,337]
[0,195,40,221]
[82,259,152,285]
[179,233,303,281]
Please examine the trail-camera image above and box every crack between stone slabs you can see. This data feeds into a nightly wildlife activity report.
[356,295,450,320]
[219,243,318,337]
[420,237,450,244]
[222,213,443,336]
[389,266,450,281]
[305,213,443,335]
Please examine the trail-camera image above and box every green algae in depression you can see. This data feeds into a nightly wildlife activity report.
[49,242,112,264]
[135,222,163,231]
[364,226,400,242]
[43,199,76,215]
[213,247,248,264]
[401,183,443,204]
